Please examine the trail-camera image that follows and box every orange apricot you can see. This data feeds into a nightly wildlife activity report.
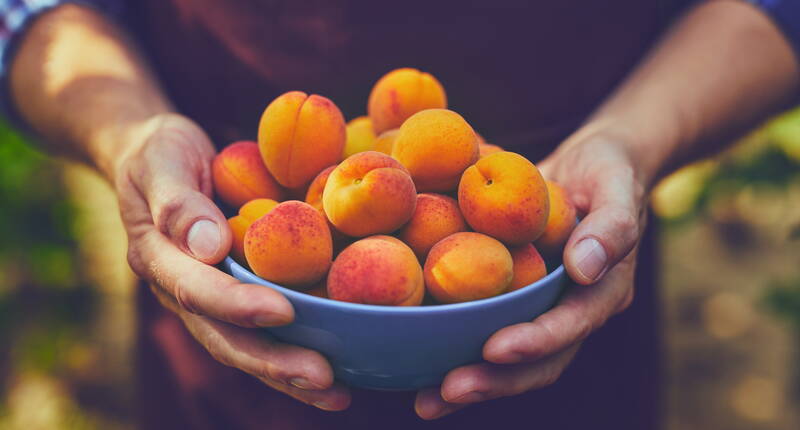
[535,180,578,257]
[322,151,417,237]
[258,91,345,188]
[479,142,504,158]
[424,232,513,303]
[373,129,399,155]
[508,243,547,291]
[227,198,279,263]
[367,67,447,134]
[458,151,549,245]
[344,116,377,158]
[328,236,424,306]
[212,141,285,208]
[392,109,479,192]
[244,201,332,288]
[398,193,467,260]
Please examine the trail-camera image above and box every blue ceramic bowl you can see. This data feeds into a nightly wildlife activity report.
[222,256,567,391]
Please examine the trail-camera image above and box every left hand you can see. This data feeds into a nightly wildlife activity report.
[415,128,648,419]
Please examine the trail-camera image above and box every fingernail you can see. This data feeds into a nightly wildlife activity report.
[252,313,292,328]
[187,219,221,260]
[417,402,445,420]
[289,378,318,390]
[313,401,334,411]
[573,238,607,282]
[449,391,486,404]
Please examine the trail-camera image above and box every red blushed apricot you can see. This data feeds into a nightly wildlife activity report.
[367,68,447,134]
[322,151,417,237]
[458,151,550,245]
[373,129,399,155]
[398,193,468,260]
[305,164,349,247]
[244,201,332,288]
[258,91,346,188]
[344,116,377,158]
[535,180,578,257]
[392,109,479,192]
[212,141,285,208]
[479,142,504,158]
[228,198,279,264]
[305,165,337,212]
[508,243,547,291]
[424,232,513,303]
[328,236,424,306]
[228,216,250,264]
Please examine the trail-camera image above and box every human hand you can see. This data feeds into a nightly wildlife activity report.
[415,128,647,419]
[115,113,351,411]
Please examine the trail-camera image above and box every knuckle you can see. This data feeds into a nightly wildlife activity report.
[126,247,145,277]
[260,362,289,383]
[152,194,188,235]
[538,367,564,389]
[174,283,199,315]
[612,209,639,237]
[616,289,635,314]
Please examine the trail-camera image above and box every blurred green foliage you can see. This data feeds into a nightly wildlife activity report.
[0,121,95,383]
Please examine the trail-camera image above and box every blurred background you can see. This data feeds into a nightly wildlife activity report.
[0,105,799,429]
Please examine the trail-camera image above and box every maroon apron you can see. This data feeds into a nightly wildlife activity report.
[126,1,687,428]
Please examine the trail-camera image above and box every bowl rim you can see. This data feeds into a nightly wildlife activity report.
[223,256,566,315]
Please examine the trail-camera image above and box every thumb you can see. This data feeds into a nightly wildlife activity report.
[562,172,642,285]
[136,127,232,264]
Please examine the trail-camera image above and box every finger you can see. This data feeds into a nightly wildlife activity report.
[130,229,293,327]
[133,134,232,264]
[563,166,642,284]
[414,387,468,420]
[169,293,350,410]
[440,344,580,404]
[257,377,351,412]
[483,250,637,364]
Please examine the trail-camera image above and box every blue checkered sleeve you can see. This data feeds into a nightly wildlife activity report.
[0,0,123,128]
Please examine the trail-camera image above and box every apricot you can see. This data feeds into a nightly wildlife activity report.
[328,236,424,306]
[508,243,547,292]
[535,180,578,257]
[227,198,279,263]
[392,109,479,192]
[479,142,504,158]
[244,201,332,288]
[258,91,346,188]
[398,193,467,260]
[373,129,399,155]
[212,141,285,208]
[304,165,350,246]
[458,151,549,245]
[343,116,377,158]
[424,232,513,303]
[305,278,329,299]
[367,67,447,134]
[322,151,417,237]
[305,165,337,213]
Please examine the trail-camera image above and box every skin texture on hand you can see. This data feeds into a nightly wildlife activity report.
[116,113,352,411]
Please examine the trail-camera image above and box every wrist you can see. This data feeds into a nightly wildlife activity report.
[574,111,684,189]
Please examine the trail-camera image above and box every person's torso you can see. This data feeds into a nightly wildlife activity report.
[125,0,689,159]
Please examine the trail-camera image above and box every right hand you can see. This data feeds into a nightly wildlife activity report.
[114,113,351,411]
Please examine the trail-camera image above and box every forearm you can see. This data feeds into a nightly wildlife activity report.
[9,3,173,180]
[584,0,799,186]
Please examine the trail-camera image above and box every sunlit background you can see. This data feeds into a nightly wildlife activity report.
[0,105,799,429]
